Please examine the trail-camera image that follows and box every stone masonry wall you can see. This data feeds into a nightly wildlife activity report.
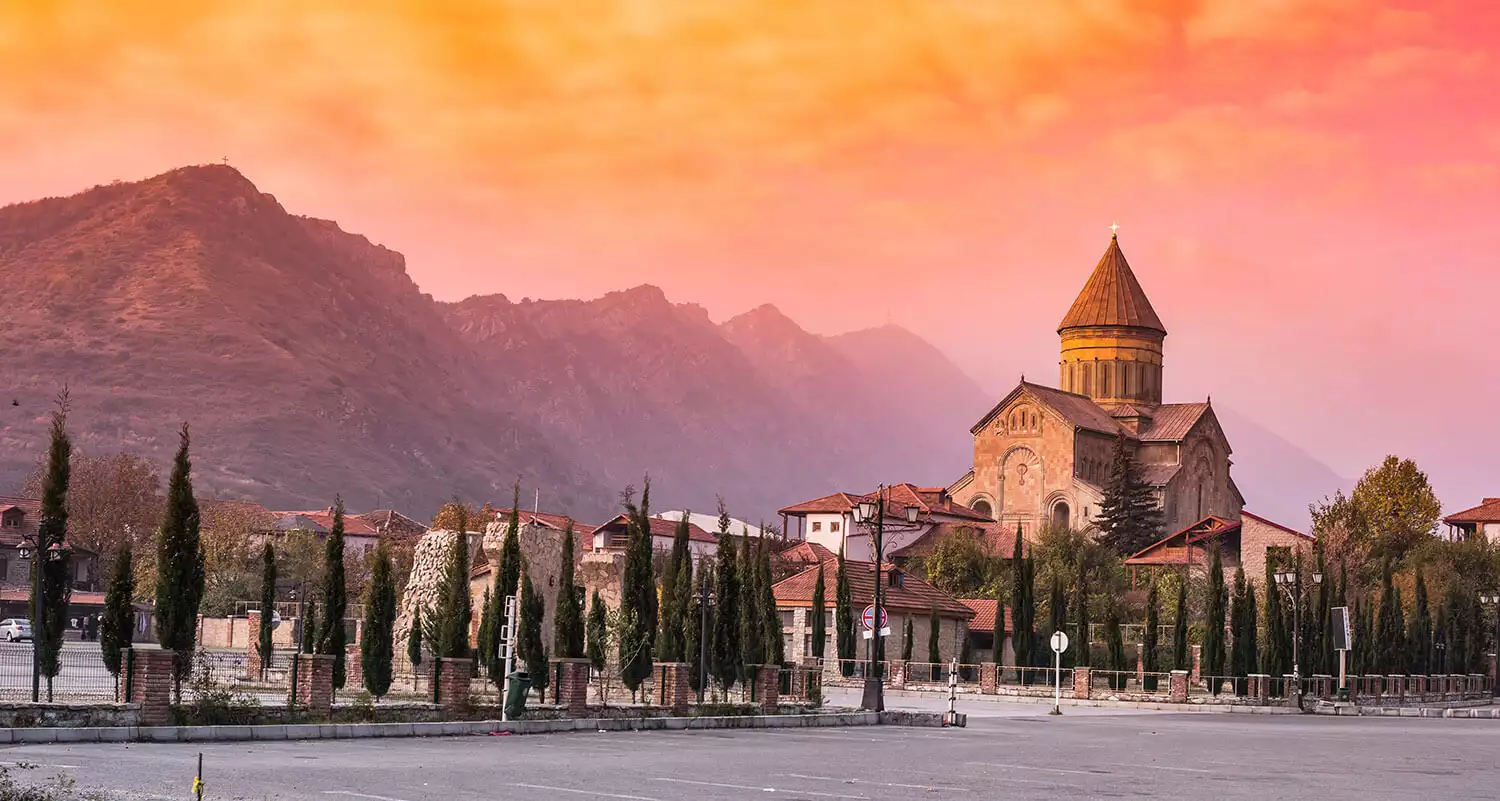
[396,529,465,650]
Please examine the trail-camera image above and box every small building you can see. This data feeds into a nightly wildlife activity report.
[271,508,382,556]
[1124,511,1314,585]
[1443,498,1500,542]
[588,514,717,563]
[469,509,597,653]
[957,598,1013,665]
[771,558,974,666]
[0,496,98,592]
[777,483,992,563]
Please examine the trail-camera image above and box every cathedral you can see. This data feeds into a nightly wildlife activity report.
[949,232,1242,539]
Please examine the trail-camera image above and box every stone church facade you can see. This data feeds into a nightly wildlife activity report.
[949,233,1243,540]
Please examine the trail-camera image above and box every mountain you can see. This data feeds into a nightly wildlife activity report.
[0,166,987,521]
[1215,405,1350,531]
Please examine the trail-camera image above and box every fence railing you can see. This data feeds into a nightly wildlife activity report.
[0,642,119,702]
[1088,669,1171,696]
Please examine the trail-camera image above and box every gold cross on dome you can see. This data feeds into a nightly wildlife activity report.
[1109,221,1120,237]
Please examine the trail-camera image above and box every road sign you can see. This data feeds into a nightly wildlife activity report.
[270,611,282,630]
[861,627,892,640]
[861,605,887,631]
[1332,606,1351,651]
[1050,630,1069,654]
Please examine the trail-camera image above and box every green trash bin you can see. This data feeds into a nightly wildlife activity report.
[504,671,531,719]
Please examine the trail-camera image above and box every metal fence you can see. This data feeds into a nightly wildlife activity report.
[0,642,119,702]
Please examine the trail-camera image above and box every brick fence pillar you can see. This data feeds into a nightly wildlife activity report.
[980,663,998,694]
[755,664,779,713]
[437,658,474,718]
[658,662,691,714]
[245,611,264,680]
[1073,667,1091,699]
[552,658,590,718]
[1191,645,1202,683]
[789,664,806,699]
[345,643,363,692]
[291,653,335,716]
[126,646,177,727]
[890,660,906,690]
[1169,669,1188,703]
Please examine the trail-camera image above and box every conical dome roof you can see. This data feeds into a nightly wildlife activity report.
[1057,234,1166,334]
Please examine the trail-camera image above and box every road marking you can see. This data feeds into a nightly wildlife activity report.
[1111,763,1212,774]
[965,761,1104,776]
[511,783,664,801]
[323,792,418,801]
[0,761,81,769]
[778,772,971,792]
[651,777,866,799]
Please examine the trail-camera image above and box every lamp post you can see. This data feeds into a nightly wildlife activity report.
[697,580,715,704]
[287,581,306,705]
[1480,593,1500,697]
[1273,567,1322,711]
[850,486,920,712]
[19,538,66,703]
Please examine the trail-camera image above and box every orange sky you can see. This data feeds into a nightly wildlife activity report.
[3,1,1498,513]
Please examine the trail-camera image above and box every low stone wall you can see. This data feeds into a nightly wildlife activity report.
[0,703,136,729]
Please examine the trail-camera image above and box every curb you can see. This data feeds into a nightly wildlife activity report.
[1315,705,1500,718]
[872,687,1300,714]
[0,710,947,744]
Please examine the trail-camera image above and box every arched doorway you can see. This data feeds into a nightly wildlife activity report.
[1052,501,1071,530]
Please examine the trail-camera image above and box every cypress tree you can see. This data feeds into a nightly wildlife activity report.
[810,561,827,660]
[686,566,710,692]
[1202,545,1226,692]
[554,521,585,659]
[1143,578,1160,691]
[1105,605,1126,690]
[432,519,471,659]
[33,390,73,695]
[258,542,276,680]
[673,534,695,660]
[154,423,205,695]
[834,545,854,677]
[1075,553,1092,668]
[1243,583,1259,687]
[477,585,494,669]
[586,591,608,676]
[1230,566,1249,690]
[1375,559,1398,674]
[658,515,691,661]
[902,617,914,662]
[928,605,941,665]
[518,566,546,700]
[1263,556,1288,685]
[407,606,424,672]
[1315,546,1333,677]
[488,489,523,686]
[1172,574,1189,672]
[1009,525,1033,679]
[100,541,135,678]
[618,480,656,696]
[759,534,782,665]
[1049,572,1069,669]
[362,539,397,699]
[1096,433,1166,556]
[1356,599,1376,675]
[317,495,348,690]
[1467,595,1486,674]
[739,533,764,679]
[1410,568,1431,675]
[712,501,742,690]
[302,601,318,654]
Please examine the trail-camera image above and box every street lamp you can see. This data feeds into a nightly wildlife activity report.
[849,486,921,711]
[18,539,66,703]
[1272,567,1322,712]
[697,579,716,704]
[1481,593,1500,697]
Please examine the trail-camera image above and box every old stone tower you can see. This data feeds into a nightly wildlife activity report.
[949,232,1242,540]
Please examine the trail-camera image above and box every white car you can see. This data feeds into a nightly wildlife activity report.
[0,618,33,642]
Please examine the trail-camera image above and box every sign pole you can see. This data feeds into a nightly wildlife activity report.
[1049,629,1068,716]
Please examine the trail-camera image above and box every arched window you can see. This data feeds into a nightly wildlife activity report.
[1196,484,1205,519]
[1081,363,1092,396]
[971,498,993,519]
[1100,362,1112,397]
[1052,502,1071,530]
[1121,363,1131,397]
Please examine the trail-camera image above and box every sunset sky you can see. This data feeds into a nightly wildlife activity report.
[3,1,1497,515]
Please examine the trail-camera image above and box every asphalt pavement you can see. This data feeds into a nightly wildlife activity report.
[4,701,1499,800]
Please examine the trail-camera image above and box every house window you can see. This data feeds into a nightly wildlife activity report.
[811,521,822,532]
[779,610,793,629]
[830,521,840,533]
[803,634,813,655]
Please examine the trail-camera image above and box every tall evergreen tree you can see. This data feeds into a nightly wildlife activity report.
[1172,574,1189,672]
[258,542,276,680]
[1009,525,1034,679]
[518,566,547,700]
[759,534,782,665]
[302,601,318,654]
[33,390,73,695]
[407,606,424,673]
[1074,553,1092,668]
[1105,605,1127,690]
[586,591,608,676]
[712,501,743,690]
[1095,433,1166,556]
[1315,546,1333,677]
[1263,556,1289,684]
[1355,599,1376,675]
[362,539,397,699]
[100,542,135,678]
[810,561,827,660]
[477,585,495,669]
[739,533,764,679]
[554,521,585,659]
[1410,568,1431,675]
[1143,579,1160,691]
[1375,559,1399,674]
[1243,583,1259,688]
[1467,595,1486,674]
[432,518,472,659]
[1048,572,1070,669]
[1202,545,1226,692]
[834,545,855,677]
[672,535,695,660]
[686,566,710,692]
[1230,566,1249,687]
[317,495,349,691]
[154,423,205,695]
[658,515,691,661]
[618,480,657,696]
[902,617,914,662]
[488,488,523,686]
[927,605,941,665]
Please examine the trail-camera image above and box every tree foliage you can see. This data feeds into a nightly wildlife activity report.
[711,501,743,690]
[586,590,609,675]
[258,542,276,679]
[431,512,472,660]
[1262,556,1289,680]
[317,495,348,690]
[657,515,692,662]
[487,490,523,686]
[33,391,73,689]
[902,617,914,662]
[554,521,585,659]
[1311,455,1441,570]
[834,545,855,677]
[739,533,764,678]
[617,479,657,694]
[1096,433,1166,557]
[1074,553,1091,668]
[810,561,827,660]
[1047,572,1069,669]
[431,501,498,532]
[759,532,782,666]
[407,606,424,670]
[100,541,135,677]
[927,605,941,665]
[1143,578,1160,691]
[518,565,547,700]
[686,565,710,692]
[362,539,397,699]
[913,529,1003,599]
[1104,604,1127,690]
[1009,525,1034,675]
[1202,545,1226,690]
[1172,573,1189,672]
[23,449,160,587]
[154,423,205,691]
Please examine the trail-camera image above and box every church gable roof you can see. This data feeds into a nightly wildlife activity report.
[1137,403,1209,441]
[970,381,1124,437]
[1058,235,1167,335]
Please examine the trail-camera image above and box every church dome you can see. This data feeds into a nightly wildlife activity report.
[1058,233,1167,407]
[1057,233,1166,335]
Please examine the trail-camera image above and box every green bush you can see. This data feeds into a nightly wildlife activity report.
[172,650,260,726]
[0,763,109,800]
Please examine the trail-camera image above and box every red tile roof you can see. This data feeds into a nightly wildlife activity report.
[972,382,1125,437]
[889,521,1015,559]
[492,508,588,532]
[1138,403,1209,442]
[0,495,95,553]
[772,559,974,618]
[590,514,717,544]
[0,589,108,605]
[1057,235,1166,334]
[1125,515,1241,567]
[1138,463,1182,487]
[1444,498,1500,525]
[274,509,380,536]
[780,484,990,524]
[958,599,1012,634]
[353,509,428,540]
[776,541,836,567]
[778,492,863,515]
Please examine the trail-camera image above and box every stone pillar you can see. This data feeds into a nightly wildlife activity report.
[291,653,335,716]
[552,658,591,718]
[1371,675,1384,704]
[1487,654,1497,693]
[345,643,363,691]
[437,657,474,717]
[790,665,806,699]
[1191,645,1202,683]
[1135,643,1145,688]
[1169,670,1188,703]
[755,664,779,713]
[1073,667,1091,699]
[126,646,177,727]
[246,611,264,680]
[980,663,998,694]
[890,659,906,690]
[1249,674,1269,705]
[658,662,691,714]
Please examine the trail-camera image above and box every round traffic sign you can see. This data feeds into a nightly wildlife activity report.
[861,604,888,631]
[1050,630,1069,654]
